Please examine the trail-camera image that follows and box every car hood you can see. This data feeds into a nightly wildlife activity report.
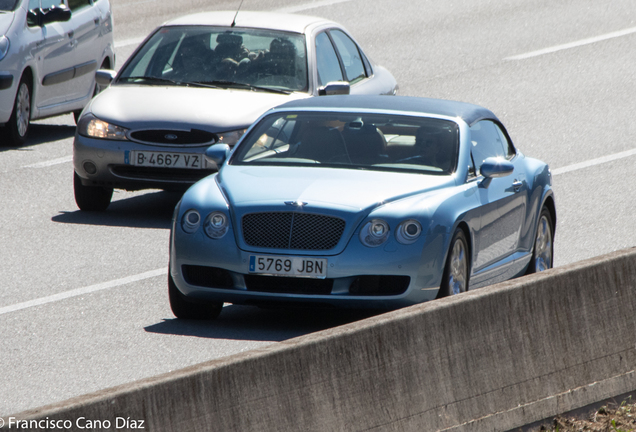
[209,166,455,254]
[0,11,15,35]
[88,85,309,132]
[218,166,453,211]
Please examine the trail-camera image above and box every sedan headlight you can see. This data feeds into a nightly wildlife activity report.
[0,36,9,62]
[396,220,422,244]
[217,128,247,146]
[181,209,201,234]
[359,219,390,247]
[203,211,229,239]
[77,114,129,140]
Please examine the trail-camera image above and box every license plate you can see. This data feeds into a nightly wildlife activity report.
[249,255,327,279]
[126,151,206,169]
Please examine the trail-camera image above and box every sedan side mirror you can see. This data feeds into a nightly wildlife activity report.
[205,144,232,169]
[41,5,72,25]
[318,81,350,96]
[95,69,117,86]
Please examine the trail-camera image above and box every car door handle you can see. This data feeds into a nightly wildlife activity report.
[512,180,523,192]
[67,30,74,39]
[94,18,100,25]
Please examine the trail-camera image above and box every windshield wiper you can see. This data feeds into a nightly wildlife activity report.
[198,80,291,95]
[118,76,183,86]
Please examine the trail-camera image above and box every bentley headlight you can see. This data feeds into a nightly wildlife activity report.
[396,220,422,244]
[359,219,390,247]
[78,114,129,140]
[217,128,247,146]
[204,211,229,239]
[182,210,201,234]
[0,36,9,62]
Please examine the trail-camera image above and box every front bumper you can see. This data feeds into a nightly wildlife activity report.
[169,219,449,309]
[73,134,216,191]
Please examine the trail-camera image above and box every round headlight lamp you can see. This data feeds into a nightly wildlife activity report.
[359,219,390,247]
[181,209,201,234]
[396,220,422,244]
[204,211,229,239]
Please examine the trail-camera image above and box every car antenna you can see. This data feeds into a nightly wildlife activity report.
[231,0,244,27]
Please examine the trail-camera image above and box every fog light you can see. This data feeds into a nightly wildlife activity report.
[83,161,97,175]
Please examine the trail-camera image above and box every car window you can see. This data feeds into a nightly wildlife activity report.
[315,32,343,87]
[118,26,308,92]
[232,111,459,175]
[67,0,91,11]
[328,30,366,83]
[40,0,62,9]
[0,0,21,11]
[469,120,513,175]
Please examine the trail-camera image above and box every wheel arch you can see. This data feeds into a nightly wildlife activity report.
[542,192,556,236]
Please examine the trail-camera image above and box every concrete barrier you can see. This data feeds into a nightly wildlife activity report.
[7,248,636,431]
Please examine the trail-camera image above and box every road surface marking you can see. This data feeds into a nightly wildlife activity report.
[24,155,73,168]
[506,26,636,60]
[551,148,636,176]
[277,0,354,13]
[0,268,167,316]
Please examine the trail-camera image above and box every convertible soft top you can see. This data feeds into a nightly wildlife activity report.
[272,95,500,127]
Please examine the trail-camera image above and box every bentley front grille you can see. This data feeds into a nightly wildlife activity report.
[242,212,345,250]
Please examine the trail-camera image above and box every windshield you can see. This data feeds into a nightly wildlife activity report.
[0,0,20,11]
[232,112,460,175]
[118,25,308,93]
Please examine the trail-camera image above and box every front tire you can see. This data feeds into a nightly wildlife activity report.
[169,271,223,320]
[526,207,554,274]
[73,172,113,211]
[438,228,470,298]
[3,76,31,146]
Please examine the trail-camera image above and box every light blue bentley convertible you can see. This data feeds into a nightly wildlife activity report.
[168,95,555,319]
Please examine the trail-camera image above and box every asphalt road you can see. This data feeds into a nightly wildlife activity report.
[1,0,636,417]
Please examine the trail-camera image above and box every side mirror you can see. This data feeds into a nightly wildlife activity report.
[40,5,72,25]
[480,157,514,179]
[95,69,117,86]
[318,81,350,96]
[205,144,232,169]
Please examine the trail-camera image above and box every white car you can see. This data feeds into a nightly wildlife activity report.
[0,0,114,145]
[72,11,398,211]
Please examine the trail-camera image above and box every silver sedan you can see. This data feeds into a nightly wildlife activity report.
[72,10,398,211]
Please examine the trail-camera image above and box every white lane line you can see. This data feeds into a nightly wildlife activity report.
[551,148,636,176]
[0,268,167,316]
[24,155,73,168]
[506,26,636,60]
[276,0,354,13]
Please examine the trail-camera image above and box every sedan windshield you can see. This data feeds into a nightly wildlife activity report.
[118,25,308,93]
[0,0,19,11]
[232,112,460,175]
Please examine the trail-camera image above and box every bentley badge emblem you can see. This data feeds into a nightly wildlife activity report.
[285,201,307,207]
